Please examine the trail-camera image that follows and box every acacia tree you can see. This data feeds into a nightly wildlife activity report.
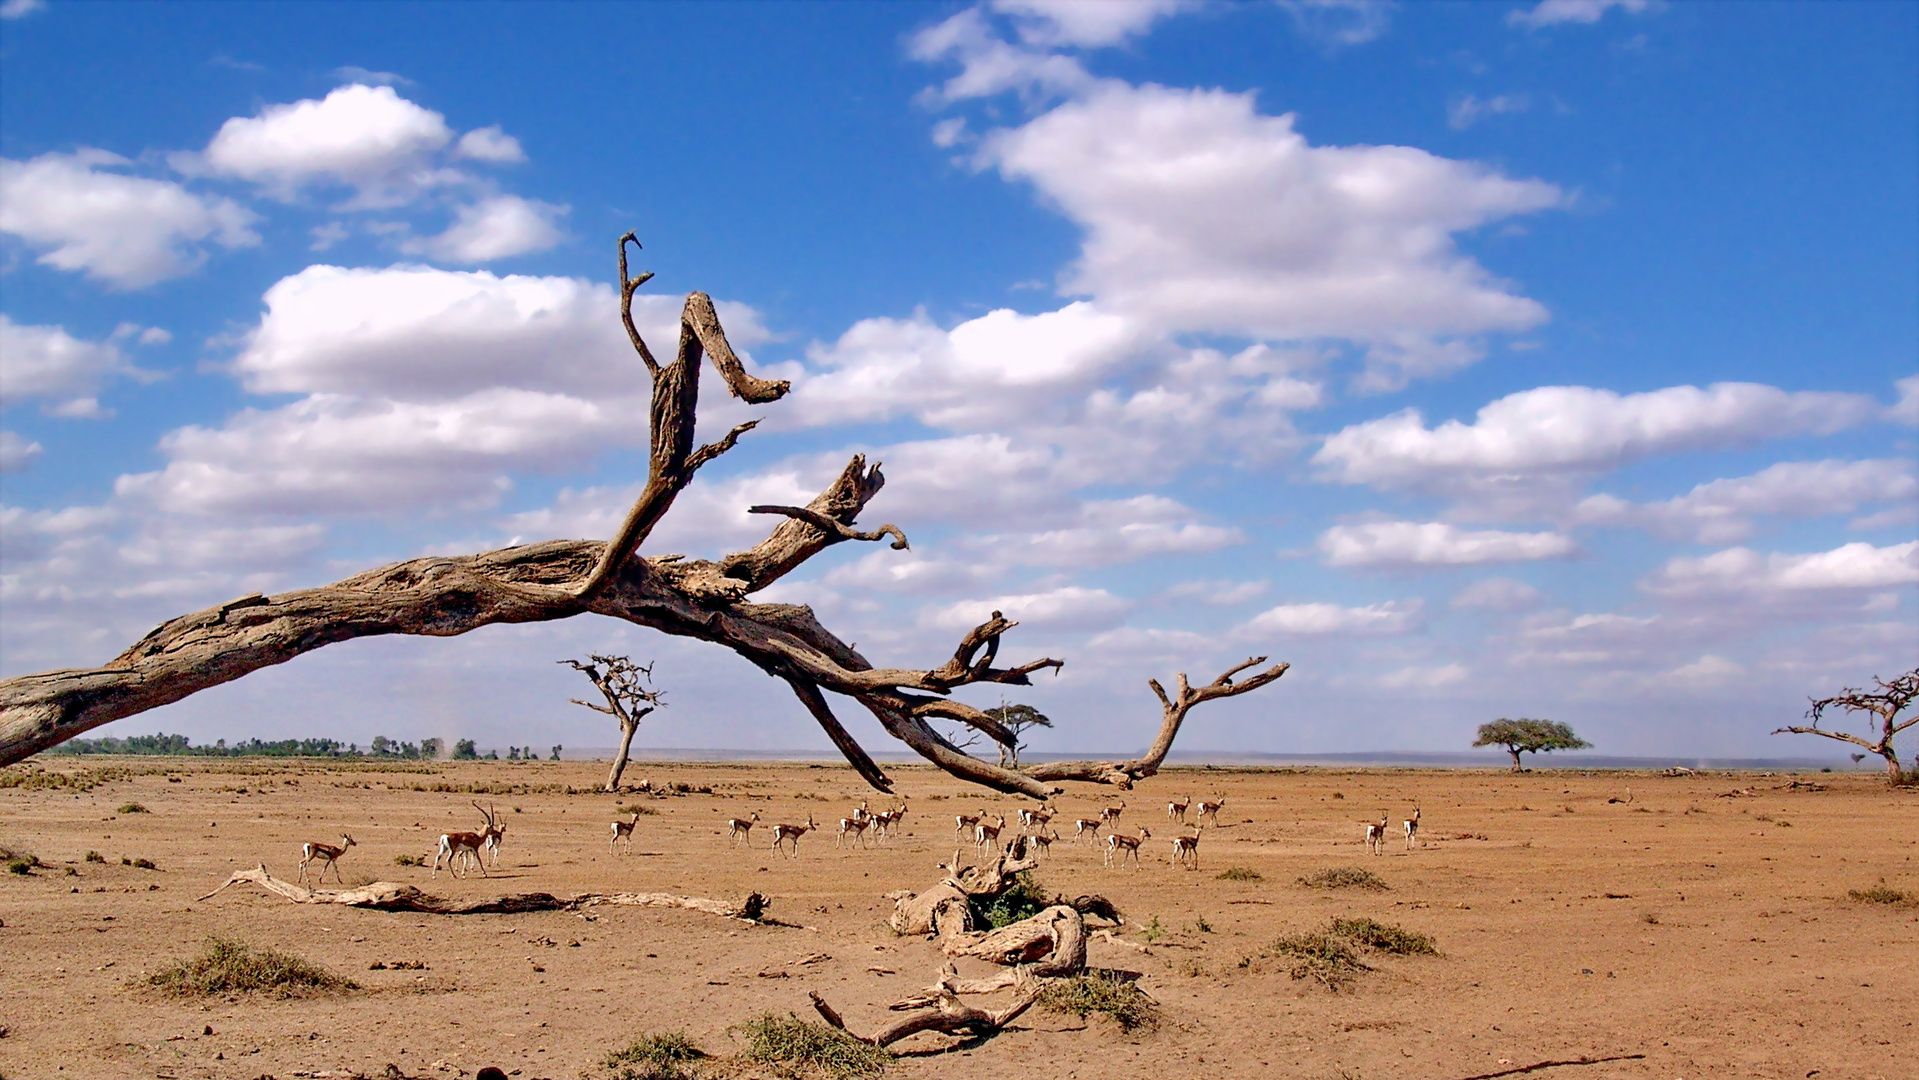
[983,702,1051,768]
[1773,669,1919,784]
[561,654,665,792]
[0,234,1289,797]
[1474,718,1590,772]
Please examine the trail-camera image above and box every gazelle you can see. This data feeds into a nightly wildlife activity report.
[435,802,506,877]
[974,813,1006,851]
[1024,827,1059,860]
[771,814,817,858]
[609,811,642,854]
[955,809,984,838]
[1197,797,1226,826]
[1403,806,1421,850]
[836,812,871,849]
[1073,816,1104,843]
[1166,796,1191,824]
[1170,825,1202,871]
[1018,803,1054,829]
[1104,826,1150,868]
[871,801,907,844]
[299,833,356,885]
[726,810,760,846]
[1364,812,1390,855]
[1099,800,1126,826]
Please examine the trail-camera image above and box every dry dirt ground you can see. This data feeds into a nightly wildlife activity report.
[0,758,1913,1080]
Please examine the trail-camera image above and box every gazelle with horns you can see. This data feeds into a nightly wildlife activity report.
[299,833,355,885]
[435,802,506,877]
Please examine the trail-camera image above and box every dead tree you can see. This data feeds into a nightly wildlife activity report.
[197,864,775,921]
[561,654,665,792]
[0,233,1289,797]
[1774,668,1919,783]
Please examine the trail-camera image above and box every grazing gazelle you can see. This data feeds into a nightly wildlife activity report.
[299,833,356,885]
[1170,825,1202,871]
[1197,797,1226,826]
[1099,800,1126,826]
[609,811,643,854]
[1073,815,1105,843]
[974,813,1007,851]
[726,810,760,847]
[1166,796,1192,824]
[1403,806,1421,850]
[435,802,506,878]
[771,814,817,858]
[1104,826,1151,869]
[1364,813,1390,855]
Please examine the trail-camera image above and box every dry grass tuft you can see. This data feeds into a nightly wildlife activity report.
[1269,930,1373,990]
[116,802,150,814]
[1215,866,1263,881]
[1847,882,1914,905]
[1297,866,1388,890]
[588,1031,709,1080]
[732,1013,891,1078]
[1329,917,1437,955]
[144,937,357,998]
[1037,972,1161,1033]
[615,803,661,816]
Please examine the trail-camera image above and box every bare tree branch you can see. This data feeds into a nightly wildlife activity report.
[0,235,1291,795]
[1775,668,1919,782]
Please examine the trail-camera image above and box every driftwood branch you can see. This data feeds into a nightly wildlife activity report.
[196,865,774,921]
[0,235,1290,795]
[810,979,1046,1048]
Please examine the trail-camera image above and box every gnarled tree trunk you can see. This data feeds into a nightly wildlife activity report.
[0,233,1290,797]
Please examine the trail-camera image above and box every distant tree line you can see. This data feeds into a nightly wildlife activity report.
[49,733,447,759]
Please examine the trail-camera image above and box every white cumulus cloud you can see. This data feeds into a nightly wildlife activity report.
[402,195,567,262]
[190,84,463,206]
[1318,520,1577,567]
[927,585,1132,632]
[1509,0,1650,30]
[1315,382,1882,492]
[1574,459,1919,544]
[1643,541,1919,599]
[991,0,1192,48]
[978,80,1563,388]
[1239,598,1423,635]
[0,316,145,414]
[0,430,43,472]
[0,150,259,288]
[454,126,526,163]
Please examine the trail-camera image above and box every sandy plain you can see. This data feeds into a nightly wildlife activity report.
[0,758,1912,1080]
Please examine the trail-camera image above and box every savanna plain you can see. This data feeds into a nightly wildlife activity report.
[1,759,1912,1080]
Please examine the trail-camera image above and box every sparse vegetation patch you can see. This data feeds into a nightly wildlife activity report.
[1297,866,1388,890]
[1847,883,1914,905]
[1037,972,1161,1033]
[586,1030,709,1080]
[1269,930,1373,990]
[1216,865,1262,881]
[1328,917,1437,955]
[116,802,150,814]
[970,871,1048,929]
[732,1012,891,1079]
[144,937,357,998]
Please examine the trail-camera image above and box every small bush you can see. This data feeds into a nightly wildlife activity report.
[1269,931,1373,990]
[1297,866,1388,890]
[1140,914,1165,943]
[1216,866,1262,881]
[7,858,32,875]
[1329,917,1436,956]
[615,803,660,817]
[1039,972,1161,1033]
[85,850,105,863]
[1848,883,1914,905]
[117,802,150,814]
[131,857,156,870]
[970,871,1049,929]
[588,1031,708,1080]
[393,853,425,867]
[145,937,357,998]
[732,1013,891,1079]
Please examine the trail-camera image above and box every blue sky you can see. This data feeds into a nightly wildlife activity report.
[2,0,1914,762]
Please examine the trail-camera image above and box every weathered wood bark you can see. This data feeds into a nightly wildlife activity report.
[810,980,1046,1048]
[888,843,1043,939]
[0,233,1291,796]
[196,865,772,920]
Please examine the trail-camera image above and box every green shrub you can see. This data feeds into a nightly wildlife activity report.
[970,872,1049,929]
[1329,917,1437,955]
[615,803,660,816]
[393,853,425,867]
[131,857,156,870]
[1296,866,1388,890]
[85,850,105,863]
[117,802,150,814]
[1037,972,1160,1033]
[1268,931,1373,990]
[145,937,357,998]
[1215,865,1262,881]
[588,1031,708,1080]
[7,858,32,875]
[732,1013,890,1079]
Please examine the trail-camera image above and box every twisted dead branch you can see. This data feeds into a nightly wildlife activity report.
[0,234,1290,797]
[197,865,778,921]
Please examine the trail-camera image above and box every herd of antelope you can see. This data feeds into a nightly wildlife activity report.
[292,788,1430,883]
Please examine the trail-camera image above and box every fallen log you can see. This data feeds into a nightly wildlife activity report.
[810,978,1046,1048]
[197,865,774,921]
